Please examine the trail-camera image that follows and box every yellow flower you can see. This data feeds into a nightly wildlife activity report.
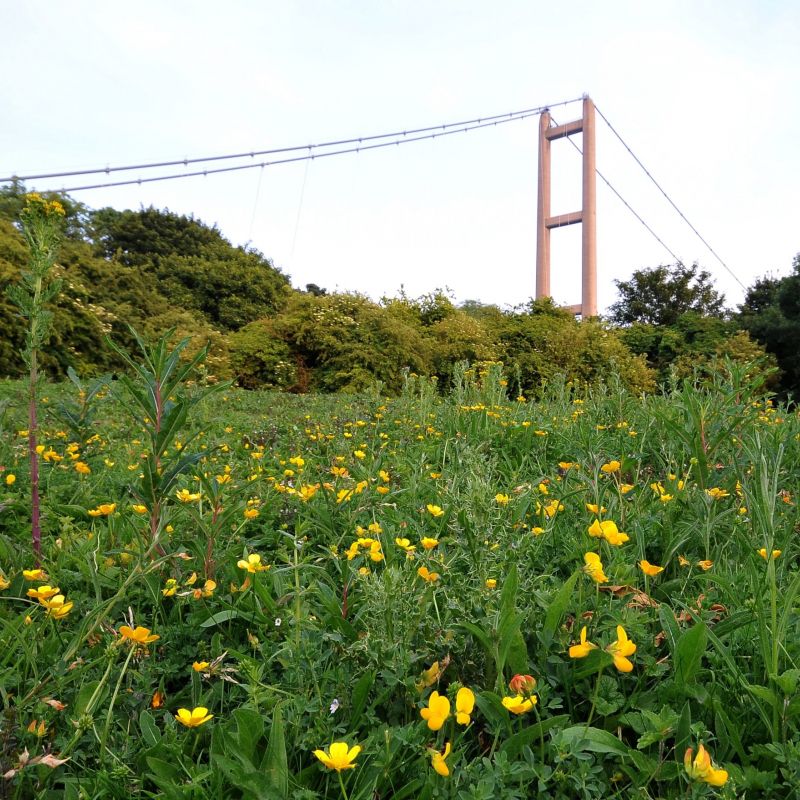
[119,625,160,645]
[415,661,443,692]
[193,579,216,599]
[5,474,15,485]
[162,578,178,597]
[41,594,74,619]
[620,483,634,494]
[313,741,361,771]
[420,690,451,730]
[431,742,451,777]
[587,519,629,546]
[26,585,60,601]
[74,461,91,475]
[23,569,47,581]
[758,548,781,560]
[0,573,9,591]
[502,694,536,714]
[175,707,213,728]
[585,503,606,514]
[426,504,444,517]
[379,470,390,482]
[353,450,366,460]
[697,560,714,571]
[131,504,148,514]
[395,537,415,552]
[193,661,210,672]
[606,625,636,672]
[455,687,474,725]
[485,578,497,589]
[706,487,730,500]
[639,560,664,576]
[684,744,728,786]
[420,537,439,550]
[495,493,510,505]
[600,460,621,474]
[88,503,116,517]
[583,552,608,584]
[417,566,440,583]
[237,553,269,573]
[175,489,201,503]
[569,626,598,659]
[243,508,260,520]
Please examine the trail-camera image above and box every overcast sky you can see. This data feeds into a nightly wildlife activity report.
[1,1,797,313]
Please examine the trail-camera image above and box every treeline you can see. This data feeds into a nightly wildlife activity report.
[1,183,796,396]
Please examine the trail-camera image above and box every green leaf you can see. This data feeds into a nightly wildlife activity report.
[200,610,241,628]
[139,709,161,748]
[540,570,579,649]
[674,620,707,684]
[349,670,375,730]
[559,725,632,757]
[500,714,569,758]
[264,703,288,798]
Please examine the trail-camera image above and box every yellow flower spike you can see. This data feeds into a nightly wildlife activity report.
[420,690,451,730]
[501,694,536,714]
[605,625,636,672]
[583,552,608,584]
[119,625,160,645]
[569,626,598,659]
[684,744,728,786]
[639,560,665,577]
[430,742,451,777]
[313,741,361,771]
[455,688,474,725]
[175,707,213,728]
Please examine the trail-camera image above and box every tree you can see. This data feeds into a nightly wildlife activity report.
[607,263,726,326]
[737,254,800,395]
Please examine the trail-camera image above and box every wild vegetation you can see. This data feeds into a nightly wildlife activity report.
[2,183,796,398]
[1,192,798,798]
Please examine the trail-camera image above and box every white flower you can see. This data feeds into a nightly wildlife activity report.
[329,698,340,714]
[274,618,282,627]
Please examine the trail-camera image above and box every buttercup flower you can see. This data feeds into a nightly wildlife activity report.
[502,694,536,714]
[431,742,451,777]
[583,552,608,584]
[684,744,728,786]
[119,625,160,645]
[417,566,440,583]
[313,741,361,771]
[606,625,636,672]
[237,553,269,573]
[639,560,664,576]
[455,687,474,725]
[88,503,116,517]
[27,585,60,601]
[175,707,213,728]
[569,626,598,659]
[420,691,451,730]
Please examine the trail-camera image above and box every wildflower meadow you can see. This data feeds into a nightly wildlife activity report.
[1,198,799,799]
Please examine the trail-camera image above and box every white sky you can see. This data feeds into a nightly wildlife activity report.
[1,1,798,313]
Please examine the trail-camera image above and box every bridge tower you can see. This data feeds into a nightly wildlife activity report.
[535,95,597,317]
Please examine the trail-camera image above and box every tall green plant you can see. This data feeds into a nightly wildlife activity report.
[6,193,65,560]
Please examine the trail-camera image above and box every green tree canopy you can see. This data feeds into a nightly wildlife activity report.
[608,262,726,326]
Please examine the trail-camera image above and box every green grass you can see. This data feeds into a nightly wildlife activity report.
[0,360,798,798]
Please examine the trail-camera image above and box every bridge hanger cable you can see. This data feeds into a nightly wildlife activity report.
[593,103,745,289]
[1,97,583,185]
[549,113,684,265]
